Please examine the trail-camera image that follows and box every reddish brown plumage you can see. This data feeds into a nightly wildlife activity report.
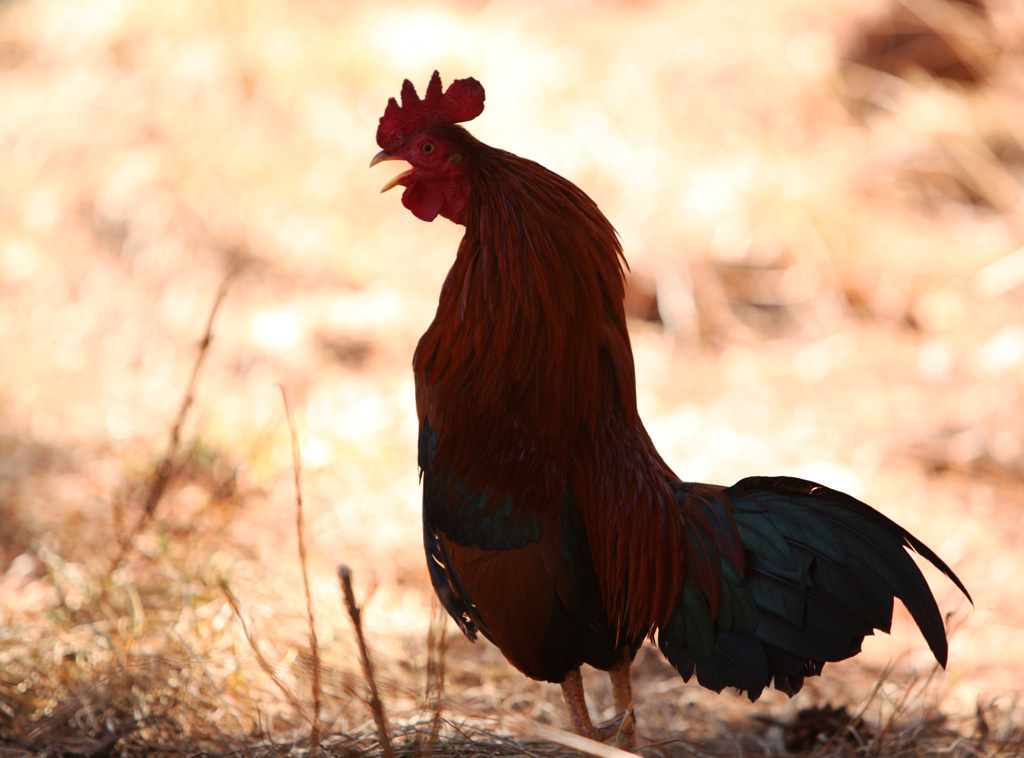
[407,126,729,643]
[373,72,969,745]
[441,538,567,677]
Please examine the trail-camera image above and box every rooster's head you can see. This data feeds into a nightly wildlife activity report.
[371,71,485,224]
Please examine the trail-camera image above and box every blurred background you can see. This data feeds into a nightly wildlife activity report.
[0,0,1022,754]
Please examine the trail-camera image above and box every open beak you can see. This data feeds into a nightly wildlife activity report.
[370,150,412,193]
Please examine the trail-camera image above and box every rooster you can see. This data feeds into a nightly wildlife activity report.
[370,72,970,750]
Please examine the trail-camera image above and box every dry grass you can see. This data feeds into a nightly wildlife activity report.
[2,0,1024,755]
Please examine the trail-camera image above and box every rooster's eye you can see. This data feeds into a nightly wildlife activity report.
[421,142,434,154]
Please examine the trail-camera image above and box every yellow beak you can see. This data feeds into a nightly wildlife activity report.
[370,150,412,193]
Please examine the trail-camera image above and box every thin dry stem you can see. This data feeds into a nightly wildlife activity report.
[424,597,448,754]
[280,384,323,756]
[112,276,232,567]
[338,564,395,758]
[220,579,308,720]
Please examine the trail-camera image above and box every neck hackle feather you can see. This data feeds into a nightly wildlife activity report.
[407,124,727,642]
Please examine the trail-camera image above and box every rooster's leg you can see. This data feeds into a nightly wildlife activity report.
[560,666,636,752]
[607,657,636,748]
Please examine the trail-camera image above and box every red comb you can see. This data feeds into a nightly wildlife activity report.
[376,71,485,149]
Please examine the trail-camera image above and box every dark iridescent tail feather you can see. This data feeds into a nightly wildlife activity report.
[658,476,971,701]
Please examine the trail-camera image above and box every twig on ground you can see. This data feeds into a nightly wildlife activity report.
[338,564,395,758]
[280,384,323,756]
[529,723,638,758]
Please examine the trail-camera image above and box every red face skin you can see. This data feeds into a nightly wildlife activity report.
[372,128,473,225]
